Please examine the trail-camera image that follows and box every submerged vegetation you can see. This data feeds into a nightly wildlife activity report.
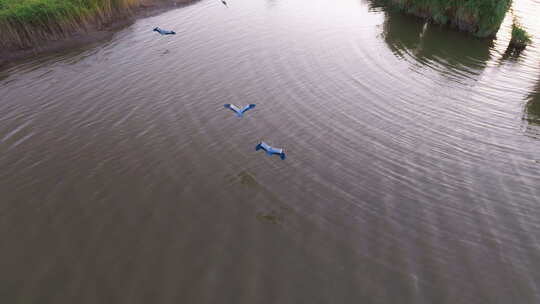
[0,0,142,49]
[382,0,512,37]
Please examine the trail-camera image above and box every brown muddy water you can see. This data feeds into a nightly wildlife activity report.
[1,0,539,303]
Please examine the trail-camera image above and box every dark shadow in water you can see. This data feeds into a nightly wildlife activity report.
[0,69,9,82]
[368,1,493,75]
[0,28,121,84]
[256,211,281,224]
[498,44,528,63]
[523,81,540,139]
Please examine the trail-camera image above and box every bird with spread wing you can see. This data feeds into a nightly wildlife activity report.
[256,142,286,160]
[224,104,256,117]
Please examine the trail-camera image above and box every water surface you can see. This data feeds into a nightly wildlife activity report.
[1,0,540,303]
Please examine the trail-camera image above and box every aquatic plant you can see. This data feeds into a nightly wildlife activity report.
[380,0,512,37]
[510,20,531,50]
[256,212,280,224]
[0,0,142,49]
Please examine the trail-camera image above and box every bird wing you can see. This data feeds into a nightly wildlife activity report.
[224,104,241,114]
[263,142,282,154]
[260,142,272,152]
[259,142,284,158]
[155,28,174,35]
[240,104,255,114]
[268,146,283,154]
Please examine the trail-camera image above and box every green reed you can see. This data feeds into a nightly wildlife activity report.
[510,19,531,49]
[0,0,141,49]
[385,0,511,37]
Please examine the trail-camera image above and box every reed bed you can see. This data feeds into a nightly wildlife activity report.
[0,0,141,49]
[385,0,511,37]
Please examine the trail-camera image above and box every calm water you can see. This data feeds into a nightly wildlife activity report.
[1,0,539,303]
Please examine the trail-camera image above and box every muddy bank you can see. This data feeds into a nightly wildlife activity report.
[0,0,197,67]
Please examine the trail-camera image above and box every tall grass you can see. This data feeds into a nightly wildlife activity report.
[0,0,141,49]
[385,0,511,37]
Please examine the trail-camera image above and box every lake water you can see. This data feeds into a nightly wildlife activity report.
[1,0,539,302]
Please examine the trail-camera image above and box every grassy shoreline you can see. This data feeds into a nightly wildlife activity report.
[380,0,511,37]
[0,0,149,50]
[0,0,193,51]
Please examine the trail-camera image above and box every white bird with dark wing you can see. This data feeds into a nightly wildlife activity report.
[256,141,286,160]
[224,104,255,117]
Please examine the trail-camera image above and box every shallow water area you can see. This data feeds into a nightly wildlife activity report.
[1,0,540,303]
